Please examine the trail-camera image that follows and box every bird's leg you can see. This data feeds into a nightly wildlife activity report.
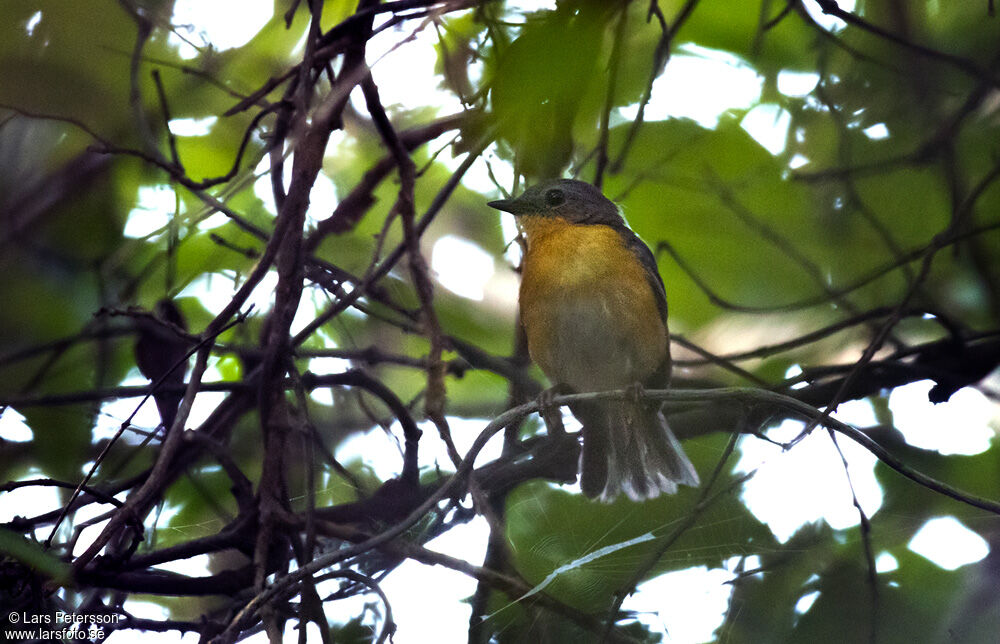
[622,381,659,436]
[537,384,571,438]
[625,381,646,405]
[623,381,650,427]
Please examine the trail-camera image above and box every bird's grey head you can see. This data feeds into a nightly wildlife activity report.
[487,178,623,226]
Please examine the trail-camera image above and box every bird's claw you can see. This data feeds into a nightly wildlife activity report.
[625,381,646,405]
[537,385,569,437]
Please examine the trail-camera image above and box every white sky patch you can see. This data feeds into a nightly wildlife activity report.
[253,152,342,224]
[308,354,352,376]
[290,286,332,338]
[196,208,232,230]
[622,566,735,642]
[908,516,989,571]
[432,235,496,300]
[153,553,212,577]
[794,590,820,615]
[380,517,490,641]
[338,416,504,482]
[168,116,218,137]
[204,267,334,336]
[95,359,227,439]
[286,624,323,643]
[620,45,762,129]
[0,471,62,524]
[505,0,558,17]
[246,269,279,316]
[741,104,791,155]
[832,397,879,427]
[113,602,205,644]
[803,0,857,31]
[499,212,523,266]
[875,551,898,573]
[170,0,273,59]
[367,15,463,114]
[281,579,371,640]
[124,185,178,238]
[306,172,340,226]
[0,408,32,442]
[122,600,168,622]
[95,372,164,442]
[253,155,285,215]
[785,363,808,390]
[149,497,182,528]
[889,381,996,455]
[726,553,762,579]
[446,416,506,466]
[863,123,890,140]
[73,488,123,533]
[789,153,810,169]
[248,520,484,640]
[735,416,882,543]
[71,517,111,558]
[337,425,403,483]
[460,143,517,195]
[109,617,200,644]
[307,354,351,405]
[459,147,522,269]
[25,10,42,36]
[177,272,233,315]
[185,363,228,429]
[778,70,819,97]
[252,152,341,224]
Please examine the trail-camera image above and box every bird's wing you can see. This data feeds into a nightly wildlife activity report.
[613,224,672,387]
[615,225,668,323]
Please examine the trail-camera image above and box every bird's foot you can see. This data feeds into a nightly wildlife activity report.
[622,381,654,429]
[537,384,571,437]
[625,381,647,405]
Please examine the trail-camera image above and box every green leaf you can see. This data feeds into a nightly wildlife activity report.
[0,528,71,585]
[505,433,773,613]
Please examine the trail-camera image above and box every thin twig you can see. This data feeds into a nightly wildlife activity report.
[593,1,630,189]
[812,0,999,86]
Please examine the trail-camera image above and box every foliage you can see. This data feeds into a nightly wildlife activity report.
[1,0,999,642]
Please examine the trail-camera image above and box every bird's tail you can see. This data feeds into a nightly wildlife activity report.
[572,400,699,502]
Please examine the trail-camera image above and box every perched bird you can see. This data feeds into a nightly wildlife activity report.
[489,179,699,501]
[134,299,190,431]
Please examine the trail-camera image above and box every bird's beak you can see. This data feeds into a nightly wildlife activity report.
[487,198,519,214]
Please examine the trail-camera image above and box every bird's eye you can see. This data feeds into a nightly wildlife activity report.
[544,189,565,207]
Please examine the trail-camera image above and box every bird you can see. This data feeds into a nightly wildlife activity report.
[134,299,190,431]
[488,178,699,501]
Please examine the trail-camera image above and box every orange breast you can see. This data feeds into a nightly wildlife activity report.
[518,216,667,392]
